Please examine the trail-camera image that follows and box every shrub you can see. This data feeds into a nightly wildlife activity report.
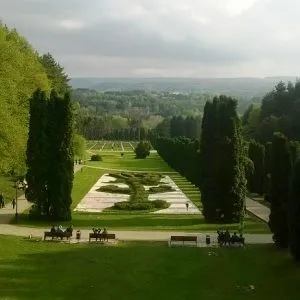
[129,179,148,202]
[97,185,131,194]
[134,141,151,159]
[90,154,102,161]
[152,200,170,209]
[149,185,175,194]
[114,201,154,211]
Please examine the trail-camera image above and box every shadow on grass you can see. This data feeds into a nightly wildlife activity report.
[0,237,299,300]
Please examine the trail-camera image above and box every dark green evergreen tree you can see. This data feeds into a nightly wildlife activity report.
[289,159,300,261]
[200,96,246,223]
[26,90,49,217]
[47,91,74,220]
[200,100,219,221]
[134,141,151,159]
[268,132,291,248]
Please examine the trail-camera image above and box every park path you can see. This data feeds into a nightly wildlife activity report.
[245,197,270,223]
[0,225,272,245]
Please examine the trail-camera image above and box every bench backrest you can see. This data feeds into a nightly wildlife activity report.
[89,233,116,239]
[170,235,197,242]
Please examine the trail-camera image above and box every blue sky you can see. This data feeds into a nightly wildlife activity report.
[1,0,299,77]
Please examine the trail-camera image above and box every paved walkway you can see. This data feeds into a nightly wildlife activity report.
[0,225,272,245]
[245,197,270,223]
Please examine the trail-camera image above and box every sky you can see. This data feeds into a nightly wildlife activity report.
[1,0,300,78]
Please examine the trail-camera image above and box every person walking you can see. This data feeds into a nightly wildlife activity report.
[185,202,189,211]
[12,199,16,209]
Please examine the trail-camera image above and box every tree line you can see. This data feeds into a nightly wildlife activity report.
[0,23,71,176]
[152,86,300,261]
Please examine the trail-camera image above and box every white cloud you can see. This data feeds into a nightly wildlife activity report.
[0,0,300,77]
[58,19,85,30]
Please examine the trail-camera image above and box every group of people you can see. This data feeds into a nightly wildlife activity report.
[74,159,82,165]
[0,193,16,209]
[217,230,245,246]
[92,228,107,235]
[50,225,73,234]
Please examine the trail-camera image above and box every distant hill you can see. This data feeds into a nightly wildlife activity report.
[70,77,298,99]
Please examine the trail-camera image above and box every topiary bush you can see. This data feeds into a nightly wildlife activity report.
[97,185,131,194]
[134,141,151,159]
[152,199,170,209]
[149,185,175,194]
[114,201,154,211]
[91,154,102,161]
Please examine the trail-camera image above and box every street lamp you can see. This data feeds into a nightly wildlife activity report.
[15,179,28,222]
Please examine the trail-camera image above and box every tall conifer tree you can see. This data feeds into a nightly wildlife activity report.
[26,89,49,217]
[289,159,300,261]
[200,96,246,223]
[268,132,291,248]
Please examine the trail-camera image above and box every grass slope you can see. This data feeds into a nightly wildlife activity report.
[0,236,299,300]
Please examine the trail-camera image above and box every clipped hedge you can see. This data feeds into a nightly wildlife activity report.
[152,199,170,209]
[149,185,175,194]
[97,185,131,194]
[114,201,154,211]
[91,154,102,161]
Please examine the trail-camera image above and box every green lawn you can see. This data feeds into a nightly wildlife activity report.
[0,235,299,300]
[85,151,174,172]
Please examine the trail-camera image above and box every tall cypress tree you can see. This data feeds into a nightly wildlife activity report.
[47,91,74,220]
[268,132,291,248]
[26,89,49,217]
[200,100,219,221]
[289,159,300,261]
[200,96,246,223]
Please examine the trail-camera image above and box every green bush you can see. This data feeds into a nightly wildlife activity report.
[134,141,151,159]
[90,154,102,161]
[97,185,131,194]
[149,185,175,194]
[129,179,149,202]
[114,201,154,211]
[152,200,170,209]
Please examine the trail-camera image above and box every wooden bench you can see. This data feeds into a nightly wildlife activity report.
[44,231,72,240]
[169,235,198,246]
[89,233,116,242]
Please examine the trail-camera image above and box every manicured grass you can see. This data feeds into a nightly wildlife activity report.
[71,167,105,209]
[0,235,299,300]
[85,152,173,172]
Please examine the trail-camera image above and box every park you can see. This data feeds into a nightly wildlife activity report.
[1,16,300,300]
[0,141,299,299]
